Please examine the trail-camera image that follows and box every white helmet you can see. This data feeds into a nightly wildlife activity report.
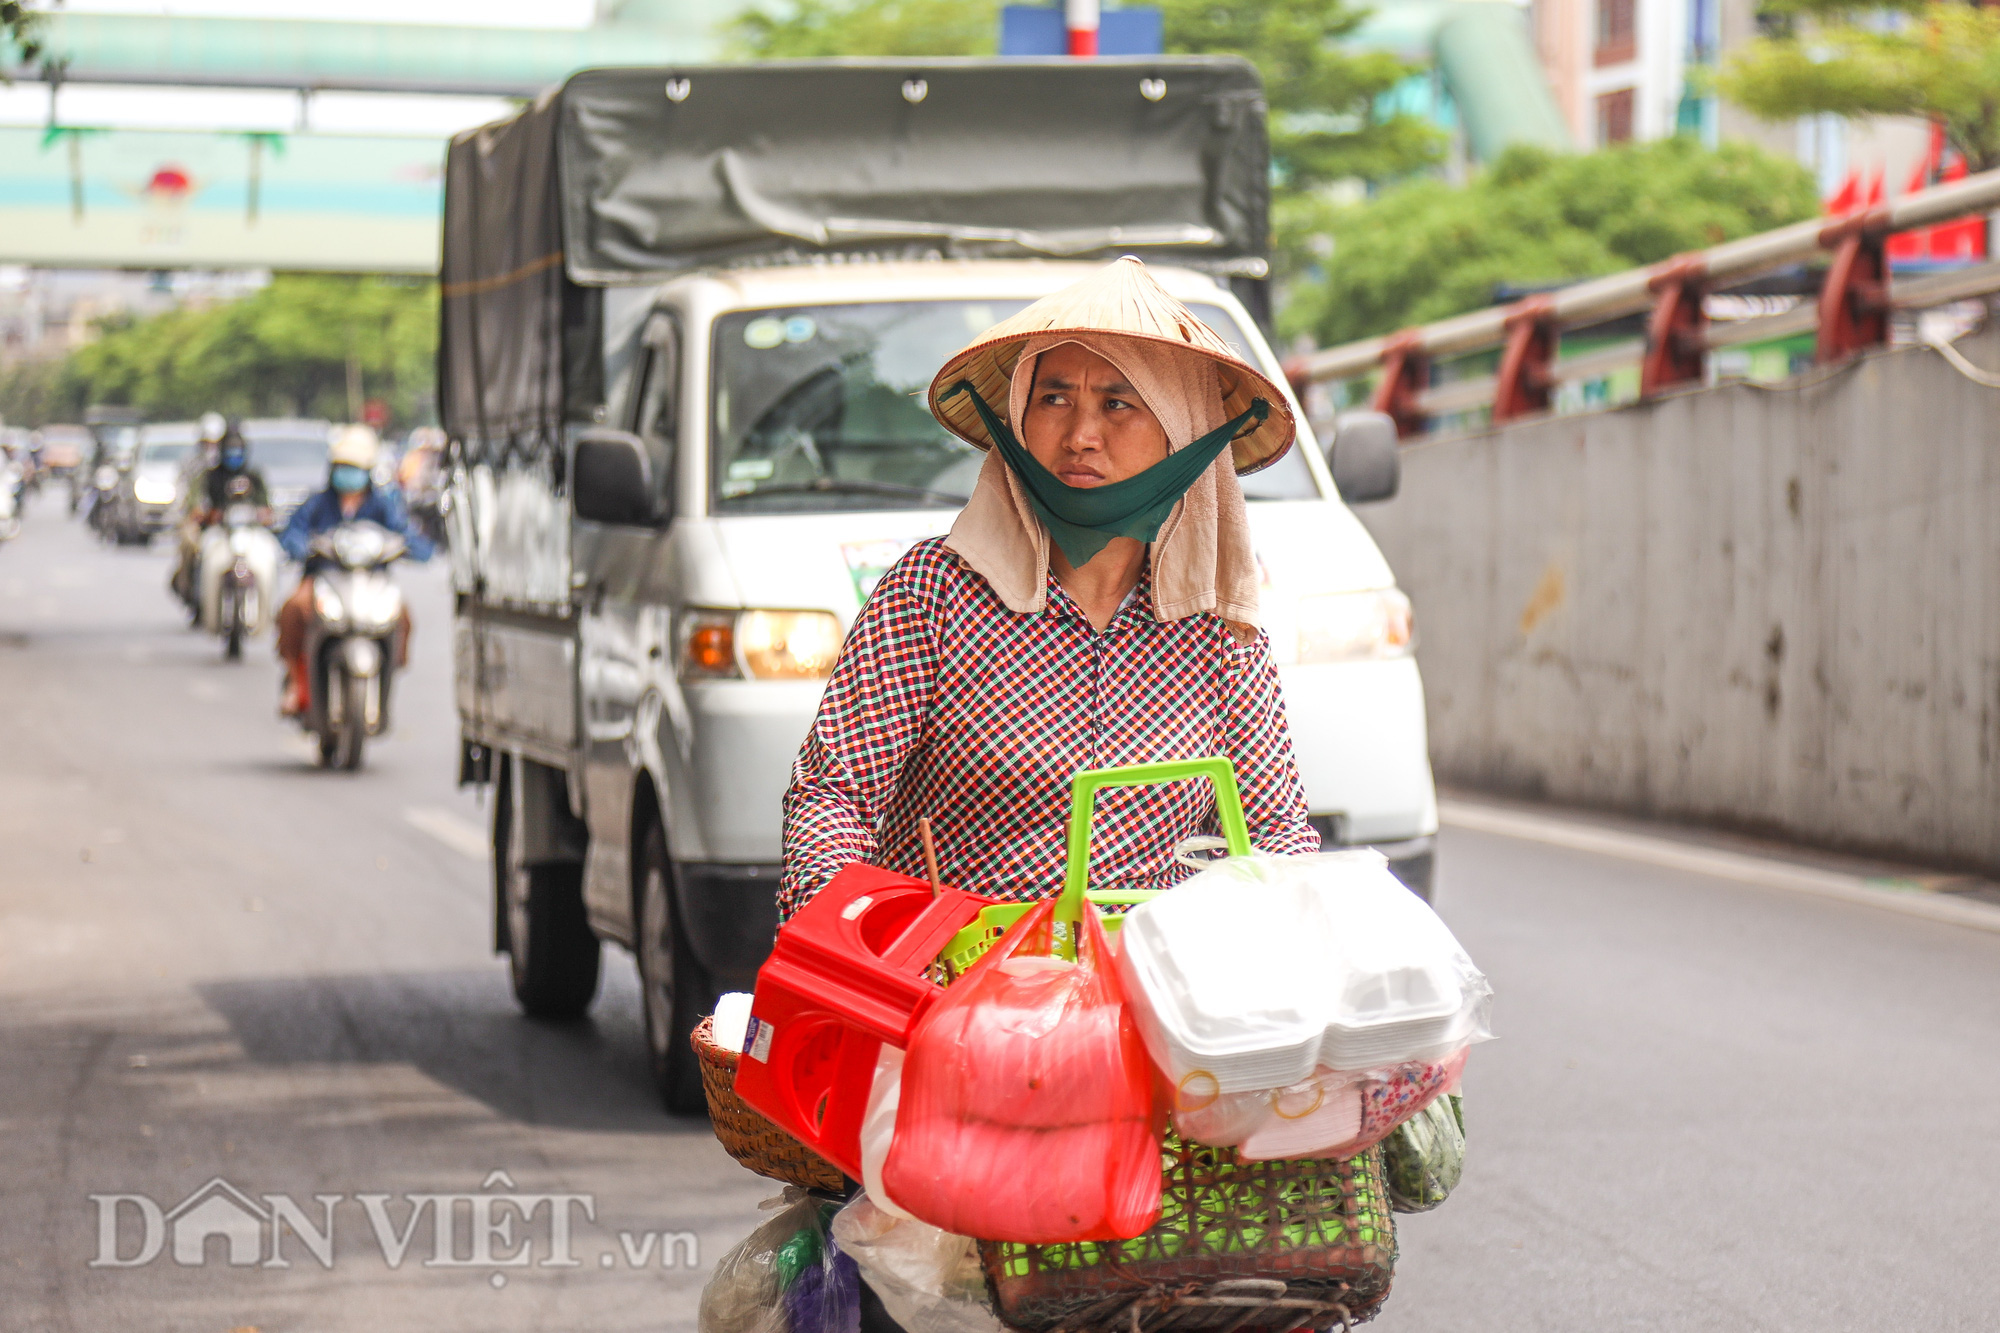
[199,411,227,443]
[329,424,380,470]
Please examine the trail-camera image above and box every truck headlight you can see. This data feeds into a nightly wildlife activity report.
[134,477,176,505]
[680,609,843,681]
[1296,588,1414,663]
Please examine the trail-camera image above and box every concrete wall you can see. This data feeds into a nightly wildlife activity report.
[1355,325,2000,870]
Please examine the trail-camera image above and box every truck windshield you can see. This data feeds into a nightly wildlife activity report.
[709,300,1319,514]
[138,441,195,467]
[245,435,329,478]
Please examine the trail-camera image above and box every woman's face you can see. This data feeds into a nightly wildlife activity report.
[1021,343,1169,487]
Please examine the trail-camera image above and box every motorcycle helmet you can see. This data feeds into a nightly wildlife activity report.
[219,428,249,471]
[329,424,379,471]
[328,424,379,495]
[199,411,228,444]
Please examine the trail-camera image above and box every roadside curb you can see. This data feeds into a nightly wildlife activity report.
[1439,799,2000,936]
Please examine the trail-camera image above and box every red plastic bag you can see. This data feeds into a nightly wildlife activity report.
[882,898,1162,1243]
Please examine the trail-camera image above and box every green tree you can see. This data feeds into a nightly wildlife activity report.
[1719,1,2000,172]
[8,276,439,429]
[1157,0,1438,190]
[726,1,1440,187]
[0,356,63,428]
[2,0,47,71]
[1280,138,1820,347]
[725,0,999,57]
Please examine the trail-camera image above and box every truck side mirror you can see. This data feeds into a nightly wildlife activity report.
[1328,411,1400,504]
[572,429,659,526]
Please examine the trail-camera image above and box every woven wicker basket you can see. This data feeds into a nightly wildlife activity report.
[691,1016,845,1193]
[980,1134,1397,1333]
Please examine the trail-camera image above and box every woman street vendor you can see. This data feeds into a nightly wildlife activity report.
[780,257,1320,919]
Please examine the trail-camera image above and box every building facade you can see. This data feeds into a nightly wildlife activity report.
[1532,0,1929,197]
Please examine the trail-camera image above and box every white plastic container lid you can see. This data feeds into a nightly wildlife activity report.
[1120,852,1492,1088]
[1116,874,1334,1093]
[1316,861,1489,1069]
[1325,882,1465,1021]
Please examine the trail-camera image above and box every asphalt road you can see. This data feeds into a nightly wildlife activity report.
[3,489,1996,1331]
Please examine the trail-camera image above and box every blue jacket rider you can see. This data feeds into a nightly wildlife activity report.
[275,425,433,715]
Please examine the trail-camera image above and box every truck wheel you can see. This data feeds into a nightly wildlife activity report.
[635,821,714,1114]
[496,768,600,1020]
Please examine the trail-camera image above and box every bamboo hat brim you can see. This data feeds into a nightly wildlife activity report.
[927,256,1296,475]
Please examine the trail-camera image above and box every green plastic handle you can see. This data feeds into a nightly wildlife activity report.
[1049,756,1251,958]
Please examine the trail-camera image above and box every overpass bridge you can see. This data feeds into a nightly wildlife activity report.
[1291,170,2000,875]
[0,1,745,272]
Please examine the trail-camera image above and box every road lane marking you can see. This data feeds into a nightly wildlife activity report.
[404,806,488,862]
[1440,799,2000,936]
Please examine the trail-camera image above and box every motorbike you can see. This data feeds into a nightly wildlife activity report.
[0,458,21,544]
[298,519,407,770]
[82,463,121,539]
[197,482,280,661]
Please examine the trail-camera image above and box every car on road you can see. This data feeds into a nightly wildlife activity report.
[105,421,200,544]
[37,424,91,492]
[241,419,332,528]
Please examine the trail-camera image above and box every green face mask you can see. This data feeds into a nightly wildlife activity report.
[941,380,1267,570]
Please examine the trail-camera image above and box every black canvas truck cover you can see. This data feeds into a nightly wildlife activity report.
[439,57,1270,447]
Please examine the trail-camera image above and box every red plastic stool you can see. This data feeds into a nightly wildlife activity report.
[732,862,996,1179]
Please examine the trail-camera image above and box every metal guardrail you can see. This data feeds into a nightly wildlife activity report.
[1286,167,2000,437]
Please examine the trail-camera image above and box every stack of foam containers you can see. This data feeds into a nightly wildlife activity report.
[1115,851,1490,1160]
[1113,871,1334,1098]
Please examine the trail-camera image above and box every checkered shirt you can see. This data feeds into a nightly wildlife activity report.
[779,537,1319,920]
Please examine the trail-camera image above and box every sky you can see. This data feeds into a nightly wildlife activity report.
[52,0,602,27]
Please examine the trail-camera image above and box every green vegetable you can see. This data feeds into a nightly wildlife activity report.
[773,1223,823,1289]
[1383,1094,1465,1214]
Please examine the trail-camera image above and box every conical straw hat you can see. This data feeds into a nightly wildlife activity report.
[927,256,1296,475]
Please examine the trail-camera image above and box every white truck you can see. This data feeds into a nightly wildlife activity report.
[442,59,1437,1111]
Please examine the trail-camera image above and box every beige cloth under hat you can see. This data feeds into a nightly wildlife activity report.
[931,258,1293,642]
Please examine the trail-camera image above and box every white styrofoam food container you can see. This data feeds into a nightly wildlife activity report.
[1117,853,1491,1095]
[1114,873,1335,1094]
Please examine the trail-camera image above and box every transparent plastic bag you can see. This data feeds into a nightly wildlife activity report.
[1383,1093,1465,1213]
[701,1192,813,1333]
[1170,1046,1466,1160]
[859,1046,914,1221]
[700,1189,860,1333]
[830,1193,1007,1333]
[883,898,1162,1243]
[1119,853,1491,1087]
[1121,851,1490,1161]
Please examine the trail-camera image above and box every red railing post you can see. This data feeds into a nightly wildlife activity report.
[1816,207,1892,364]
[1641,254,1708,398]
[1492,295,1557,423]
[1370,331,1430,439]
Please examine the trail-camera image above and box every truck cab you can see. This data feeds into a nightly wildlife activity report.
[443,61,1437,1112]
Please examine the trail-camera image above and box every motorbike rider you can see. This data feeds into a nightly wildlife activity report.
[780,257,1319,925]
[170,413,253,605]
[275,425,433,716]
